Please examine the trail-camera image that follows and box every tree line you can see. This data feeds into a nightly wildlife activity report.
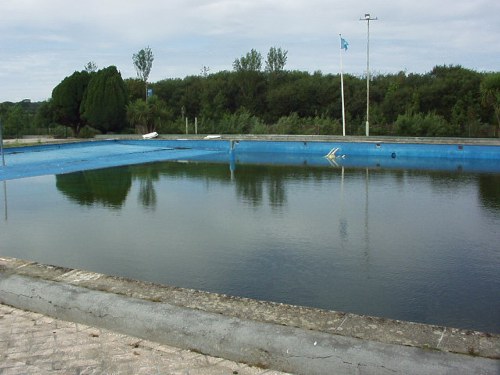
[1,47,499,138]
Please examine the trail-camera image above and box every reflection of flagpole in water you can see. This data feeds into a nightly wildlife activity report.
[3,181,7,221]
[339,166,348,241]
[229,146,236,181]
[341,166,344,199]
[364,168,370,262]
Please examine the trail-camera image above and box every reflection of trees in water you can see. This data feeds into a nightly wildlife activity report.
[478,174,500,213]
[235,170,264,207]
[418,170,473,191]
[56,164,164,210]
[139,162,291,208]
[56,161,496,216]
[233,165,337,208]
[55,161,337,211]
[129,164,161,210]
[131,162,233,210]
[379,169,500,216]
[402,170,500,215]
[131,162,291,209]
[268,177,286,209]
[234,166,293,208]
[55,167,132,209]
[139,179,156,208]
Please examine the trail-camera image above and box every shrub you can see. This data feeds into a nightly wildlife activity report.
[78,125,100,138]
[51,125,73,138]
[395,112,453,137]
[218,109,264,134]
[250,122,270,134]
[273,113,301,134]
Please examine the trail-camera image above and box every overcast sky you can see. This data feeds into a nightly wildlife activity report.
[1,0,499,102]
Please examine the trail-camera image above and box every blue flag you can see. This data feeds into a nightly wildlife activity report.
[341,37,349,51]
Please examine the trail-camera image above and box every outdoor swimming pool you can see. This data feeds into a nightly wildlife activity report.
[1,139,499,333]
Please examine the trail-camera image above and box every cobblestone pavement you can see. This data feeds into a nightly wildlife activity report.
[0,304,290,375]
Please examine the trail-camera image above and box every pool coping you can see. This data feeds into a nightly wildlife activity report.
[0,256,498,374]
[99,134,500,146]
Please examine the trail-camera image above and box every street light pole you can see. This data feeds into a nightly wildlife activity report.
[360,13,377,136]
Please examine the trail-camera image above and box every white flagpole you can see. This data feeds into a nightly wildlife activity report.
[339,34,346,136]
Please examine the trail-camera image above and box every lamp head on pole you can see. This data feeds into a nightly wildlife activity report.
[361,13,377,21]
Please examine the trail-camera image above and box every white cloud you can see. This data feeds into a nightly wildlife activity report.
[0,0,499,101]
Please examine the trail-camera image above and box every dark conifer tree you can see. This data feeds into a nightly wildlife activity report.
[81,66,128,133]
[51,70,91,135]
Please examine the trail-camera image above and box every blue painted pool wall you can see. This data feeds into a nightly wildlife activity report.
[4,139,500,160]
[231,140,500,160]
[118,139,500,160]
[123,139,500,160]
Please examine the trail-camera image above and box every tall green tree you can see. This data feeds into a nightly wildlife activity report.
[124,78,147,102]
[1,104,30,137]
[126,96,170,134]
[81,66,128,133]
[265,47,287,73]
[233,49,262,72]
[126,99,149,132]
[33,100,56,133]
[133,46,154,99]
[84,61,98,73]
[419,65,481,124]
[51,70,91,135]
[197,71,236,121]
[480,72,500,137]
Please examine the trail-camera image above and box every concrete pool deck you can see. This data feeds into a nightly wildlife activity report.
[0,257,498,375]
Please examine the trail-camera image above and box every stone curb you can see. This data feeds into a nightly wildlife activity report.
[1,257,498,375]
